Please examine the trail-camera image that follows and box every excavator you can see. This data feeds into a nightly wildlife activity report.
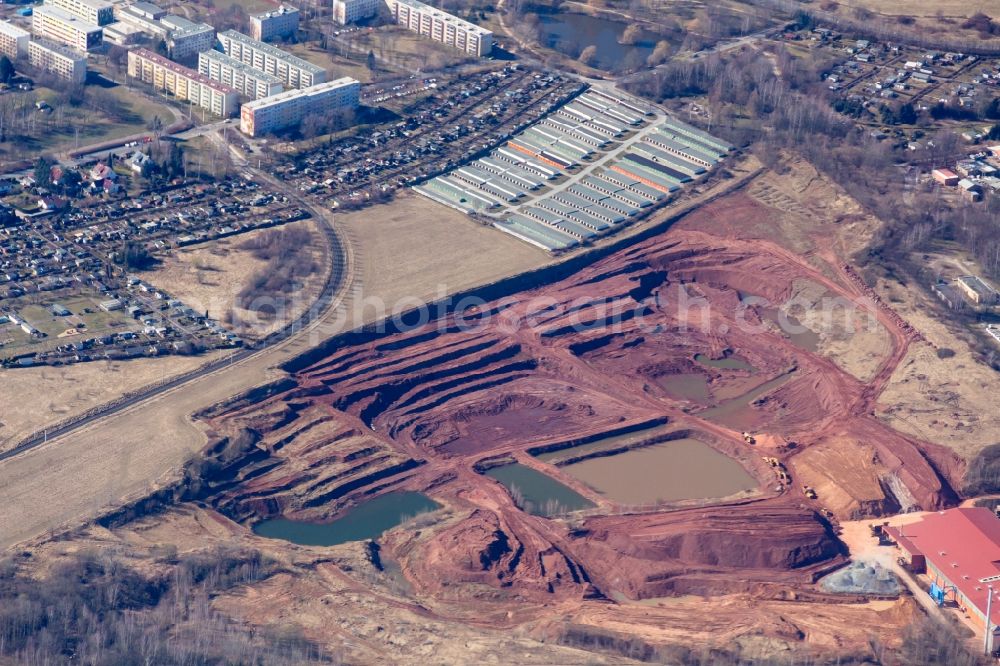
[742,431,756,445]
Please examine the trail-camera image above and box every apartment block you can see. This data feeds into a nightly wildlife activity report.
[198,49,282,100]
[128,48,239,117]
[250,5,298,41]
[116,1,169,38]
[0,21,30,59]
[332,0,379,25]
[28,38,86,82]
[217,30,325,89]
[240,77,359,137]
[385,0,493,56]
[162,16,214,61]
[46,0,114,27]
[33,5,102,52]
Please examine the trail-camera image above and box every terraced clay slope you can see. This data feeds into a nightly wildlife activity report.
[198,210,964,611]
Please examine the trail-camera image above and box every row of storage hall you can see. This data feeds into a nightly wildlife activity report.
[413,87,733,251]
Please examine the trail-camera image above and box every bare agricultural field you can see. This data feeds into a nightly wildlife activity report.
[0,351,223,452]
[832,0,984,20]
[338,192,549,312]
[139,219,327,341]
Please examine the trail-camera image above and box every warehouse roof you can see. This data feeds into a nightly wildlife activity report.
[887,508,1000,626]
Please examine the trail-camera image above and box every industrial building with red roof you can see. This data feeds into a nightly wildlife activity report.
[886,507,1000,643]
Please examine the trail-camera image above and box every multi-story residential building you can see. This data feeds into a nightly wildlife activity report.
[101,22,142,46]
[384,0,493,56]
[249,5,298,41]
[198,49,282,100]
[216,30,325,89]
[332,0,379,25]
[32,5,102,52]
[46,0,114,27]
[161,15,214,61]
[28,38,86,82]
[240,77,359,137]
[128,48,239,117]
[115,1,169,38]
[0,21,30,59]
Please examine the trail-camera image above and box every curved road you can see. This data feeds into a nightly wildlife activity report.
[0,163,352,464]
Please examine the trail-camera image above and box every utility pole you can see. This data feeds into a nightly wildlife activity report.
[987,585,994,657]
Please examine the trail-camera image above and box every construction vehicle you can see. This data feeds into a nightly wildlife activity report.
[742,431,756,445]
[802,484,817,500]
[761,456,778,467]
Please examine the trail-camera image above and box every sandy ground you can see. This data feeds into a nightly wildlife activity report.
[0,352,223,453]
[876,274,1000,462]
[338,192,548,313]
[139,220,327,341]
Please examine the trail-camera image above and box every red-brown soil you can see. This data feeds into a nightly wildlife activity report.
[191,171,967,659]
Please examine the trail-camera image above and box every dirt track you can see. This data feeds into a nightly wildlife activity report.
[178,167,964,658]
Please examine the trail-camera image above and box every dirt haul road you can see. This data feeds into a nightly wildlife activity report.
[196,181,966,618]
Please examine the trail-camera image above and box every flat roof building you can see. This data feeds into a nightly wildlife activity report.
[32,4,102,52]
[101,21,142,46]
[128,47,239,117]
[0,21,30,59]
[46,0,114,27]
[28,37,86,82]
[957,275,999,305]
[332,0,379,25]
[217,30,325,89]
[385,0,493,56]
[250,5,298,41]
[887,508,1000,650]
[198,49,282,100]
[240,77,359,137]
[116,2,168,34]
[162,16,214,61]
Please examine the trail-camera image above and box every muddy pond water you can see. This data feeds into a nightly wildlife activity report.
[484,463,595,516]
[560,438,757,505]
[252,491,440,547]
[694,353,754,372]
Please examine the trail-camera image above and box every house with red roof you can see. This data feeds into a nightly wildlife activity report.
[886,507,1000,651]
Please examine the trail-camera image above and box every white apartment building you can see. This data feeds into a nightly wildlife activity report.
[128,48,240,117]
[217,30,326,89]
[28,38,86,82]
[250,5,298,41]
[0,21,30,59]
[240,77,359,137]
[332,0,379,25]
[33,5,103,52]
[385,0,493,56]
[162,15,214,61]
[198,49,282,100]
[116,1,169,38]
[46,0,114,27]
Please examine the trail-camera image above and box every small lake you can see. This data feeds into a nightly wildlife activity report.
[484,463,594,516]
[697,372,794,431]
[537,12,658,71]
[757,307,821,353]
[694,353,754,372]
[657,373,713,404]
[252,491,440,547]
[561,438,757,505]
[534,423,672,464]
